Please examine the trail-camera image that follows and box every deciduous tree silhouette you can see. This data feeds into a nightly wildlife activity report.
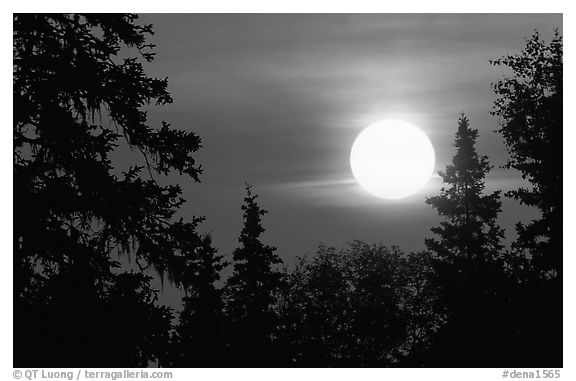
[277,245,355,366]
[13,14,204,366]
[224,185,284,367]
[342,242,407,366]
[277,242,431,366]
[491,30,563,366]
[397,251,442,366]
[425,115,510,366]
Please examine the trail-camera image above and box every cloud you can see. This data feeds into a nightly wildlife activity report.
[136,14,560,259]
[263,173,440,207]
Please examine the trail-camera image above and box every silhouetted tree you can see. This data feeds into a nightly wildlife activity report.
[103,272,174,367]
[278,245,354,366]
[397,251,442,366]
[344,242,408,366]
[278,242,414,366]
[425,115,510,366]
[13,14,204,366]
[224,184,284,367]
[491,30,562,279]
[172,233,227,367]
[491,30,563,366]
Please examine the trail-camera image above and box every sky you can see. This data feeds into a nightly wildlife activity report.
[134,14,561,272]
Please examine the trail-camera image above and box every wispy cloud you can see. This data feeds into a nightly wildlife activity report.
[264,167,527,209]
[138,13,559,261]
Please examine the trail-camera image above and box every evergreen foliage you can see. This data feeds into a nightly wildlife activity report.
[224,185,284,366]
[491,30,563,366]
[13,13,203,366]
[425,115,510,366]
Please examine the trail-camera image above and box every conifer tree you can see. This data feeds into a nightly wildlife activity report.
[426,115,504,261]
[425,115,508,366]
[224,184,284,367]
[172,234,227,367]
[491,30,563,366]
[491,30,562,280]
[13,14,204,366]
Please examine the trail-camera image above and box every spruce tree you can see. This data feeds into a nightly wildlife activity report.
[172,233,227,367]
[491,30,562,279]
[224,184,284,367]
[13,14,204,366]
[425,115,508,366]
[426,115,504,261]
[491,30,563,366]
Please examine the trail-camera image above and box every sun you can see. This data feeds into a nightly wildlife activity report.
[350,120,435,200]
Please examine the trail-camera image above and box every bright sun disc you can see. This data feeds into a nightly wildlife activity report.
[350,120,435,200]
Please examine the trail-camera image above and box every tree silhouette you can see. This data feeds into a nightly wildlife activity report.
[223,184,284,367]
[491,30,562,279]
[102,272,174,367]
[13,14,204,366]
[491,30,563,366]
[398,251,442,366]
[342,242,407,366]
[277,242,424,366]
[172,233,227,367]
[277,245,353,366]
[425,115,510,366]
